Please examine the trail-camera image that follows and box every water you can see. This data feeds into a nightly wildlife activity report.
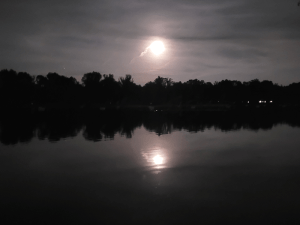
[1,111,300,224]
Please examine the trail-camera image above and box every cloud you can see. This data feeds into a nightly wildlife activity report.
[139,46,150,57]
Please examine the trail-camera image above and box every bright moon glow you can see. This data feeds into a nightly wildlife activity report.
[153,155,164,165]
[150,41,165,55]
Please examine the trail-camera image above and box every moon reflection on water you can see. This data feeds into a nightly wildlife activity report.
[141,147,167,170]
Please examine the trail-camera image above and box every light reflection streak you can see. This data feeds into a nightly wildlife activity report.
[141,147,167,170]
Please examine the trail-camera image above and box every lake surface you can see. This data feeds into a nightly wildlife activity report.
[1,111,300,224]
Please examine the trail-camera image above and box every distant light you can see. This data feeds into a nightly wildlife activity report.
[270,101,273,103]
[259,101,261,103]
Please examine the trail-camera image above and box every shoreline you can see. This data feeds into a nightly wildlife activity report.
[1,102,300,113]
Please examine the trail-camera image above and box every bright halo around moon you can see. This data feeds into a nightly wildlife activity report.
[150,41,165,55]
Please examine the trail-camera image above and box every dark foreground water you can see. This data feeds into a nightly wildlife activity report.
[1,111,300,224]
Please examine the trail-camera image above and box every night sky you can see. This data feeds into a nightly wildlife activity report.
[1,0,300,85]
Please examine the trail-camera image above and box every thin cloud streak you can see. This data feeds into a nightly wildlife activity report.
[139,46,151,57]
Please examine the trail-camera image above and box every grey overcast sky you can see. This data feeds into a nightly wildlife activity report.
[1,0,300,85]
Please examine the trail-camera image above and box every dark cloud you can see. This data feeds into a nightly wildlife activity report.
[0,0,299,84]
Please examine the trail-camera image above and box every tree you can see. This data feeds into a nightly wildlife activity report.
[35,75,48,87]
[81,72,102,87]
[119,74,134,87]
[153,76,173,87]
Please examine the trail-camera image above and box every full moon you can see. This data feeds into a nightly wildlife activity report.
[150,41,165,55]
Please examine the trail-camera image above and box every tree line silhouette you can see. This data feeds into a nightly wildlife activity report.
[1,110,300,145]
[1,69,300,106]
